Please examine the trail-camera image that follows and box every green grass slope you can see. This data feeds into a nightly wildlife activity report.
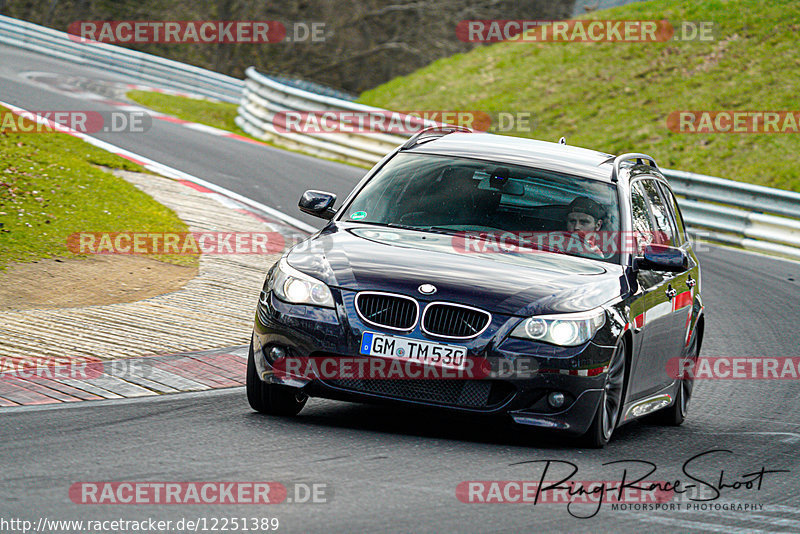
[0,108,192,268]
[359,0,799,191]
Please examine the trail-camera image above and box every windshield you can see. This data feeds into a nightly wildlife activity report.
[341,153,621,263]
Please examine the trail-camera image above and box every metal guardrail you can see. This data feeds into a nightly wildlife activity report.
[0,14,243,102]
[237,67,427,167]
[1,15,798,260]
[259,72,356,101]
[664,168,800,220]
[238,65,800,259]
[662,169,800,259]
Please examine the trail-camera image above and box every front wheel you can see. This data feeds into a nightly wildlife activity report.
[246,341,307,416]
[579,338,627,448]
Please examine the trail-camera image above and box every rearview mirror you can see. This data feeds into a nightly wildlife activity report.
[299,190,337,220]
[634,244,689,272]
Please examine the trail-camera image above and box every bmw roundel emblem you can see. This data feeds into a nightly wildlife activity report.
[418,284,437,295]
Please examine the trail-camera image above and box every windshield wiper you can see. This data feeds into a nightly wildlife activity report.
[421,226,465,235]
[348,221,413,230]
[353,221,459,235]
[385,224,462,236]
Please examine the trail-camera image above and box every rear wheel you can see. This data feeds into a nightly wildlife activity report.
[650,330,699,426]
[246,341,307,415]
[579,339,627,448]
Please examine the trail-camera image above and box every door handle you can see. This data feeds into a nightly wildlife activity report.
[665,286,677,300]
[686,276,697,288]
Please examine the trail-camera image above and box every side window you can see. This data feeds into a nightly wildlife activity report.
[630,182,656,255]
[641,180,675,246]
[658,183,687,244]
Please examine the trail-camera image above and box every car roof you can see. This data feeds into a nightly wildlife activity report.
[404,132,619,182]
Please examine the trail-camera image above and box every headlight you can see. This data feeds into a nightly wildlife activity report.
[269,257,334,308]
[510,308,606,346]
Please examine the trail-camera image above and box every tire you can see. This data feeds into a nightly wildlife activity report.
[579,338,627,448]
[650,330,699,426]
[246,341,307,416]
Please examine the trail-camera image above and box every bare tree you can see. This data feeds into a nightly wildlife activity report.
[1,0,576,92]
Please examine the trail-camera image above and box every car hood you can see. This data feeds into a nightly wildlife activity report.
[286,224,628,316]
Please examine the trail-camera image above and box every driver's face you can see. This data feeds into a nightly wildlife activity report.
[566,211,601,232]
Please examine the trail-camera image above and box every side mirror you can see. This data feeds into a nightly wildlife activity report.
[299,190,337,220]
[634,244,689,272]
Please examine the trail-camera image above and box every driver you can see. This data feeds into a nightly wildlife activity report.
[564,196,606,257]
[566,196,605,232]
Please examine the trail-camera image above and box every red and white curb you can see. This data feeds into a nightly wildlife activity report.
[0,99,314,408]
[101,80,274,149]
[123,85,275,148]
[125,83,225,103]
[0,346,249,407]
[146,111,271,147]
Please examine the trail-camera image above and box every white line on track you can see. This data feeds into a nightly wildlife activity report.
[680,510,800,530]
[0,387,244,415]
[692,430,800,442]
[702,241,800,266]
[622,511,793,534]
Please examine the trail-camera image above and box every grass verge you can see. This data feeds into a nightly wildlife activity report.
[127,90,242,133]
[358,0,800,191]
[126,90,369,168]
[0,107,195,269]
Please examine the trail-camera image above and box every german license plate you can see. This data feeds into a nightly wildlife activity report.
[360,332,467,370]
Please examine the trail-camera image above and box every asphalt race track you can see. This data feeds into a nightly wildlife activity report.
[2,45,800,533]
[0,45,364,230]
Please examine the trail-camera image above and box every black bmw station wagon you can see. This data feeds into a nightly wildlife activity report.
[247,128,704,447]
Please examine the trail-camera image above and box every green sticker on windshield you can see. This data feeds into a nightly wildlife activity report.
[350,211,367,220]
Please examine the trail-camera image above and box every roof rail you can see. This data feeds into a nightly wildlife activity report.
[607,153,660,182]
[401,125,472,150]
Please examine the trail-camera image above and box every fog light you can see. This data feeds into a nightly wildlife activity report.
[547,391,566,408]
[268,345,287,363]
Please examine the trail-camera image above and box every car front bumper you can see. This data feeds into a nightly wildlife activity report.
[252,289,616,435]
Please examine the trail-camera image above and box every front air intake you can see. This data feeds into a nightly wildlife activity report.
[355,292,419,331]
[421,303,491,339]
